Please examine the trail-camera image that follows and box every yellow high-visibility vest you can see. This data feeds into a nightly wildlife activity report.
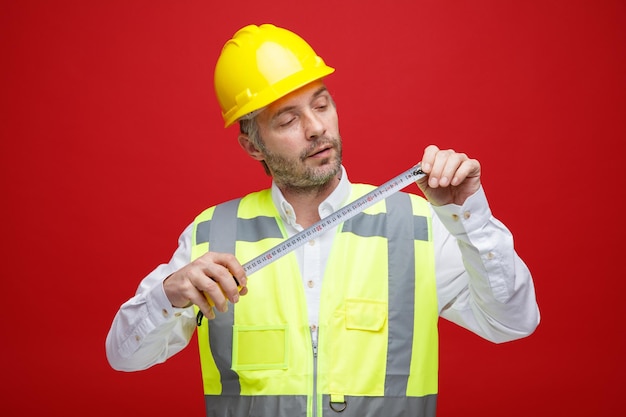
[191,185,438,417]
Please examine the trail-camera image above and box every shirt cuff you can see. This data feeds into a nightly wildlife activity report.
[146,280,188,325]
[430,186,492,239]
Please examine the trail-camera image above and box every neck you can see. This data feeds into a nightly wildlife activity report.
[277,173,341,228]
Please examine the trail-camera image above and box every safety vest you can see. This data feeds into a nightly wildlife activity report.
[191,184,438,417]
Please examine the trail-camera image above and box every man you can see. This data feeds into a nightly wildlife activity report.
[106,24,539,417]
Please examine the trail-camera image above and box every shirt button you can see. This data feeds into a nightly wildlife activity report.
[310,324,317,332]
[486,252,495,260]
[308,240,316,246]
[452,214,460,221]
[135,335,141,342]
[162,308,169,318]
[463,211,471,220]
[174,312,182,317]
[307,280,315,288]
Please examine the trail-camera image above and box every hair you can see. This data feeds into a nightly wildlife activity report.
[239,115,271,175]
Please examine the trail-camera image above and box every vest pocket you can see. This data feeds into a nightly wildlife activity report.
[231,324,289,371]
[345,298,387,331]
[326,298,389,395]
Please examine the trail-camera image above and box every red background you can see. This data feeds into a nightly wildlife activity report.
[2,1,625,415]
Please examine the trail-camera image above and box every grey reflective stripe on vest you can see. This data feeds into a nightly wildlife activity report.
[205,395,307,417]
[196,199,284,397]
[342,192,428,399]
[385,192,415,396]
[205,394,436,417]
[322,394,437,417]
[341,193,428,242]
[196,200,283,247]
[200,198,241,396]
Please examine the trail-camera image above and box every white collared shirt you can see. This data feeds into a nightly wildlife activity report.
[270,165,352,344]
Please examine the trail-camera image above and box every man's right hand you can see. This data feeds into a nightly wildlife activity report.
[163,252,248,320]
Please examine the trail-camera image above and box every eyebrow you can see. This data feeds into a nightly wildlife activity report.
[270,86,329,122]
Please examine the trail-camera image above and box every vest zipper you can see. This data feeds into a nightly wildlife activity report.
[312,328,318,417]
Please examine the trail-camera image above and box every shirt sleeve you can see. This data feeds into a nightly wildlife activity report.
[432,186,540,343]
[105,223,198,371]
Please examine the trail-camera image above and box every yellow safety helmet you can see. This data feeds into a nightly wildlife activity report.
[214,24,335,127]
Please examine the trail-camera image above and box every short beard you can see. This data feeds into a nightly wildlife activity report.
[261,136,343,194]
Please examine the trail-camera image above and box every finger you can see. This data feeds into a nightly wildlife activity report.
[196,277,230,313]
[427,149,457,188]
[199,276,248,320]
[197,252,247,289]
[184,252,249,317]
[213,252,248,290]
[175,261,229,314]
[181,284,216,320]
[439,152,468,187]
[420,144,440,173]
[204,252,248,303]
[450,158,478,186]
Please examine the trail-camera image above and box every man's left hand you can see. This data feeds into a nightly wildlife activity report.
[416,144,482,206]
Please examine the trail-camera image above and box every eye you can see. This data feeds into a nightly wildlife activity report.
[279,117,296,127]
[313,96,330,112]
[273,110,298,128]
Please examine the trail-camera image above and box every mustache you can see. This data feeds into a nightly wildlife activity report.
[301,137,339,159]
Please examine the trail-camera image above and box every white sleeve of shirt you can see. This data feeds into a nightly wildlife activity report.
[105,223,197,372]
[432,186,540,343]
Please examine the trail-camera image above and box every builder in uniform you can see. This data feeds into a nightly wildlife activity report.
[106,24,540,417]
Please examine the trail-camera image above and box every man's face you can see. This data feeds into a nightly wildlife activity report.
[254,80,342,190]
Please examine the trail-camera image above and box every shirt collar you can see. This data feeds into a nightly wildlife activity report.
[271,165,351,229]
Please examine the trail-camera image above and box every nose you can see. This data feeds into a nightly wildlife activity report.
[304,110,325,140]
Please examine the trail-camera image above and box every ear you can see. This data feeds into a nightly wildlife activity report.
[238,133,265,162]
